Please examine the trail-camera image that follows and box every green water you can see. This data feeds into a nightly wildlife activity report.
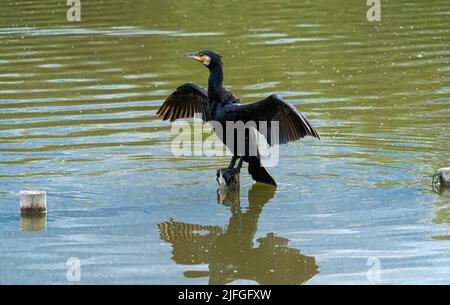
[0,0,449,284]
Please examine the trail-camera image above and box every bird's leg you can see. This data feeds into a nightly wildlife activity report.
[236,157,244,172]
[227,156,238,169]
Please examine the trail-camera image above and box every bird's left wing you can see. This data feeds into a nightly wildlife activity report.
[226,94,320,145]
[157,82,209,121]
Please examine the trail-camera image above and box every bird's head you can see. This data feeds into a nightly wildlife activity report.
[183,50,223,69]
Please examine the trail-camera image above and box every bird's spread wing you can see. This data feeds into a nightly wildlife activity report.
[157,82,209,121]
[227,94,320,145]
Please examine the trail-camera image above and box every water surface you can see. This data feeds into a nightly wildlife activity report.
[0,0,449,284]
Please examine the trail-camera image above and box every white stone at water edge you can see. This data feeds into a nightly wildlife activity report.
[438,168,450,186]
[19,190,47,214]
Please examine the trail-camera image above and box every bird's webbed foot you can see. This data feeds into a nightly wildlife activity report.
[216,167,240,186]
[217,157,242,188]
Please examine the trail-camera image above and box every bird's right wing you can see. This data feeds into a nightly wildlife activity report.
[226,94,320,145]
[157,82,209,121]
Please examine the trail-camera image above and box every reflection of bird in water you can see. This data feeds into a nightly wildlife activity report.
[157,50,320,186]
[158,184,318,285]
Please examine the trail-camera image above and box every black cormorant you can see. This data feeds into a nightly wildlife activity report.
[157,50,320,186]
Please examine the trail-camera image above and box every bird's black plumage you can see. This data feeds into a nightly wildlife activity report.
[157,82,209,121]
[158,50,320,186]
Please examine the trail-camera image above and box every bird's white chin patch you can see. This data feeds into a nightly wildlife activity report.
[202,56,211,66]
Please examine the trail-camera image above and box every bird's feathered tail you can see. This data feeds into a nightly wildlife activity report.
[247,156,277,186]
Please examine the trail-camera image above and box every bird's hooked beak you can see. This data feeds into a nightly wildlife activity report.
[183,52,211,66]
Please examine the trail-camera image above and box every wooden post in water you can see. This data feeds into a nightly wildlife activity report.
[216,169,240,190]
[20,190,47,215]
[438,168,450,186]
[217,185,240,205]
[216,169,240,206]
[20,214,47,232]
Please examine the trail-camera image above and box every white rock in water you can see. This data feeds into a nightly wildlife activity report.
[20,190,47,214]
[439,168,450,186]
